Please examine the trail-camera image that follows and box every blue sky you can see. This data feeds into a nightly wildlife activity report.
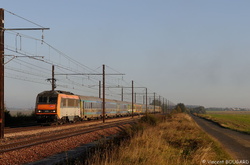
[2,1,250,108]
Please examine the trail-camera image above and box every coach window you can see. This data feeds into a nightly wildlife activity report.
[106,103,110,109]
[61,99,67,107]
[85,102,90,109]
[68,99,75,107]
[76,100,80,107]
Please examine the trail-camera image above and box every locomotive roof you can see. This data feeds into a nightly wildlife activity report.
[38,90,74,95]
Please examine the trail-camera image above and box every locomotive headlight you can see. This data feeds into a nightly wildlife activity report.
[52,110,56,113]
[38,110,41,113]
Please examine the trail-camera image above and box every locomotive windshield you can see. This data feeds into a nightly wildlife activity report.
[38,96,57,104]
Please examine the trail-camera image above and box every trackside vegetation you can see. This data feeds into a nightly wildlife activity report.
[190,106,206,114]
[74,104,232,165]
[4,109,36,126]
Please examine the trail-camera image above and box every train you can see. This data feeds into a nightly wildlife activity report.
[35,90,162,123]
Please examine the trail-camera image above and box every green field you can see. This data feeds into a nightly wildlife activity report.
[200,111,250,134]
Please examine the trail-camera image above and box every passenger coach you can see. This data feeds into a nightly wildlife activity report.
[35,90,162,123]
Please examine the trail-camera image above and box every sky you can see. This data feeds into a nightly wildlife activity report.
[2,0,250,109]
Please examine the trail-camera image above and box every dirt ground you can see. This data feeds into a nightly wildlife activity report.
[191,114,250,160]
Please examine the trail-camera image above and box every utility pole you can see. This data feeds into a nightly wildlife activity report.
[154,92,156,113]
[52,65,55,91]
[47,65,56,91]
[0,8,4,139]
[146,88,148,115]
[132,80,134,118]
[121,87,123,101]
[102,64,105,123]
[162,97,164,113]
[99,81,101,98]
[159,95,161,113]
[0,9,49,139]
[167,100,169,113]
[159,95,161,105]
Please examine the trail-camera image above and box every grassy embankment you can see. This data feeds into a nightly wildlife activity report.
[198,111,250,134]
[80,113,232,165]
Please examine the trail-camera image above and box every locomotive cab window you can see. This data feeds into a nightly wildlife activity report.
[49,97,57,103]
[38,96,57,104]
[38,97,47,103]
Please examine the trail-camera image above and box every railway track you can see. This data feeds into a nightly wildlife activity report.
[4,116,134,135]
[0,119,135,154]
[4,124,41,134]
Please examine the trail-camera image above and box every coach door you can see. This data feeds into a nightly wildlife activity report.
[80,100,85,119]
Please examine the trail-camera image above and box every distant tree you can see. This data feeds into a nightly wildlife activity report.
[4,105,12,126]
[171,103,188,113]
[176,106,182,113]
[190,106,206,114]
[177,103,187,113]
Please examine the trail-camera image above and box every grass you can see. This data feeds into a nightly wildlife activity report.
[199,111,250,134]
[79,113,232,165]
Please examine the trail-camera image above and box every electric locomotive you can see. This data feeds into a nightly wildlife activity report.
[35,90,81,123]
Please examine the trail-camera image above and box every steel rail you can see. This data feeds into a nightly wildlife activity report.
[0,119,135,153]
[4,116,134,134]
